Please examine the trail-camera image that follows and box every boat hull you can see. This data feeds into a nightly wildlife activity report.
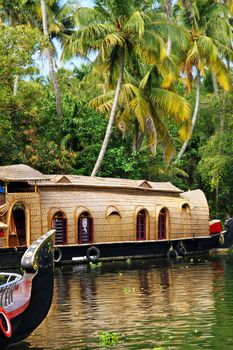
[0,219,232,268]
[55,218,233,263]
[55,231,231,264]
[0,230,55,348]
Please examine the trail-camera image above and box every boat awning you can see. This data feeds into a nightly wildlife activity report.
[0,202,9,216]
[0,221,8,229]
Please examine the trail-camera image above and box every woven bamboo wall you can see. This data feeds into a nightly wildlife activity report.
[39,186,209,244]
[181,190,209,237]
[2,185,209,247]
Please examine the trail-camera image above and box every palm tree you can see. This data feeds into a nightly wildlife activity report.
[0,0,33,95]
[1,0,74,113]
[64,0,153,176]
[65,0,187,176]
[20,0,76,117]
[174,0,232,163]
[90,67,191,162]
[40,0,62,116]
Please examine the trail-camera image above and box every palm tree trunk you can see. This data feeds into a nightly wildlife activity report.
[211,71,218,94]
[41,0,62,117]
[132,121,139,154]
[91,48,125,177]
[165,0,172,56]
[13,75,19,96]
[174,70,201,163]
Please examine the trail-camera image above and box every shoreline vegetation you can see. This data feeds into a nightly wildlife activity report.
[0,0,232,219]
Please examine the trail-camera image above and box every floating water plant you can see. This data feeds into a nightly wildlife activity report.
[123,287,136,294]
[99,331,119,346]
[89,261,102,269]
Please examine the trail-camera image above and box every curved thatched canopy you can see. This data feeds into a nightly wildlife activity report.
[0,221,8,229]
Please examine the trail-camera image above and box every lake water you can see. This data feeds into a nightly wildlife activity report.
[11,254,233,350]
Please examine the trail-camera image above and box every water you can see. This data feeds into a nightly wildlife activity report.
[11,255,233,350]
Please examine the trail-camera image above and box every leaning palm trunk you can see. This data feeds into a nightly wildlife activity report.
[91,49,125,177]
[13,75,19,96]
[41,0,62,117]
[174,70,201,163]
[165,0,172,56]
[211,71,219,94]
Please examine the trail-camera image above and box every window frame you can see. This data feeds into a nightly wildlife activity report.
[78,212,94,244]
[136,210,147,241]
[52,211,67,245]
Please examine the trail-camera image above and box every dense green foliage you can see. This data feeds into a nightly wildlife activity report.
[0,0,232,219]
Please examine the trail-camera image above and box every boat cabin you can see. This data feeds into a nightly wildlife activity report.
[0,164,209,248]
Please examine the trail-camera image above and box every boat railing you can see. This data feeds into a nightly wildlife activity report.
[0,272,23,307]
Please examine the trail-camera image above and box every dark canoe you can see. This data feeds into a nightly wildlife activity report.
[54,218,233,264]
[0,229,55,348]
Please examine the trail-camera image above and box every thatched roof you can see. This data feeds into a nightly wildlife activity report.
[0,164,45,181]
[0,221,7,229]
[0,164,182,193]
[43,175,182,193]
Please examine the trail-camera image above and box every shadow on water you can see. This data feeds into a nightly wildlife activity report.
[9,341,43,350]
[7,253,233,349]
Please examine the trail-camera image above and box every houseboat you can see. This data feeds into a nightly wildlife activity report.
[0,164,232,267]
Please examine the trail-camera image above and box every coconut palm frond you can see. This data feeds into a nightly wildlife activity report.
[159,56,179,88]
[163,142,176,163]
[123,69,138,86]
[118,107,135,131]
[170,25,190,51]
[203,2,229,19]
[49,22,63,34]
[198,35,218,62]
[212,39,233,59]
[139,30,166,63]
[125,11,145,39]
[120,83,141,105]
[139,66,154,90]
[160,72,175,89]
[151,113,175,162]
[96,100,114,114]
[73,7,106,26]
[81,24,112,43]
[186,41,200,66]
[89,91,115,113]
[152,88,190,122]
[209,59,231,92]
[107,0,135,18]
[128,96,149,132]
[56,0,79,20]
[101,33,125,61]
[178,120,191,141]
[226,0,233,15]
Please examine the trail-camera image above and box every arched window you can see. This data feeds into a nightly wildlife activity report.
[136,210,146,240]
[10,202,26,246]
[106,211,121,242]
[181,203,191,216]
[52,211,67,245]
[158,208,167,240]
[78,212,93,244]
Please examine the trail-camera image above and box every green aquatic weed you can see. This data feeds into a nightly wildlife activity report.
[99,331,119,346]
[89,261,102,269]
[123,287,136,294]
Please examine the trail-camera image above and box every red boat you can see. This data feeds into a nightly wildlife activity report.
[0,229,55,348]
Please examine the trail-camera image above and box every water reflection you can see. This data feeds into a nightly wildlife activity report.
[9,255,233,349]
